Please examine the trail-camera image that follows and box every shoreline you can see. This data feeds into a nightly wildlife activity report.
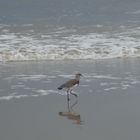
[0,58,140,140]
[1,56,140,63]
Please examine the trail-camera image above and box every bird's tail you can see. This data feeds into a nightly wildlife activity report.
[57,85,63,90]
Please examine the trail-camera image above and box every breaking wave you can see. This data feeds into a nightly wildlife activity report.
[0,24,140,62]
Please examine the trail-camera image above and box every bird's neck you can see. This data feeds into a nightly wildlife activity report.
[75,76,80,81]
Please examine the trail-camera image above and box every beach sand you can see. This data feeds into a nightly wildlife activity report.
[0,58,140,140]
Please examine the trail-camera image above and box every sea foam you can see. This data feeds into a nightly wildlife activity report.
[0,25,140,62]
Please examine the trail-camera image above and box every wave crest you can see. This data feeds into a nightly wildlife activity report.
[0,25,140,61]
[0,46,140,61]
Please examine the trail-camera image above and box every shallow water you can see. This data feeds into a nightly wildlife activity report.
[0,58,140,100]
[0,59,140,140]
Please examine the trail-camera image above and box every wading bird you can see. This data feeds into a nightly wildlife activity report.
[58,73,82,101]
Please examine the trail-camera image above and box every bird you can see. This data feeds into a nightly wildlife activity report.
[58,73,82,101]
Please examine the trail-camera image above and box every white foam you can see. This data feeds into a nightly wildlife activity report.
[1,26,140,61]
[11,84,25,89]
[5,74,47,81]
[0,89,57,101]
[93,75,122,80]
[0,94,29,100]
[104,87,119,91]
[127,10,140,14]
[121,84,131,90]
[58,74,73,78]
[131,80,140,84]
[35,89,58,95]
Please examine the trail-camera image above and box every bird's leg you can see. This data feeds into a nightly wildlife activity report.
[70,89,78,98]
[67,89,70,102]
[67,89,71,112]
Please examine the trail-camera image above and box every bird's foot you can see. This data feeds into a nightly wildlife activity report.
[67,98,70,101]
[70,92,78,98]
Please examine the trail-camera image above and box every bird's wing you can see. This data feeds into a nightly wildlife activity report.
[60,79,79,89]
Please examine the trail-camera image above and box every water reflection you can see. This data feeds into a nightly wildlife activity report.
[59,98,82,125]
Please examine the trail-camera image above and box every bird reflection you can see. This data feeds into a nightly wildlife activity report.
[59,98,82,125]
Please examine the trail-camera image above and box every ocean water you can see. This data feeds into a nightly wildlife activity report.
[0,0,140,61]
[0,58,140,101]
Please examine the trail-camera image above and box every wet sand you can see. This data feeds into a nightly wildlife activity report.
[0,58,140,140]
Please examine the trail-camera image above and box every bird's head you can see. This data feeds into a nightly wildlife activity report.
[75,73,83,79]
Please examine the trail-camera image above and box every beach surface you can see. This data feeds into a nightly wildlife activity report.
[0,58,140,140]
